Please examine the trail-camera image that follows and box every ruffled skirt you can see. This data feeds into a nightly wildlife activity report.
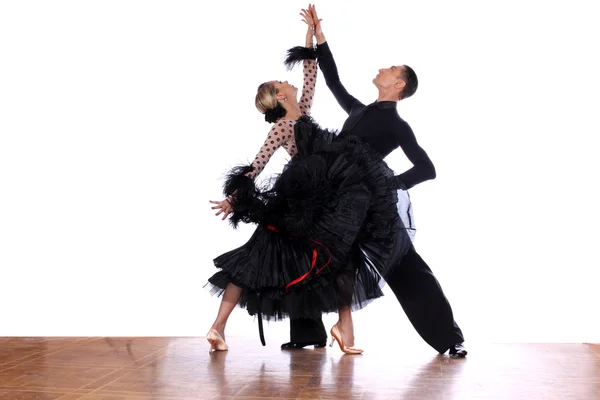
[205,116,413,322]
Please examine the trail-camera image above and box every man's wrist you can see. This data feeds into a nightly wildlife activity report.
[395,177,408,191]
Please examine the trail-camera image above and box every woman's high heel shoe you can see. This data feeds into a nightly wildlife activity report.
[206,328,228,351]
[329,324,363,354]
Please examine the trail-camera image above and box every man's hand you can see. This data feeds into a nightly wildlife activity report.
[209,198,232,220]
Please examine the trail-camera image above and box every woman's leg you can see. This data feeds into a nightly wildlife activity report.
[207,283,243,351]
[330,249,362,353]
[210,282,243,338]
[337,305,355,345]
[331,306,362,354]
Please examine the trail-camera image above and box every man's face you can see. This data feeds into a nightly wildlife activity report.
[373,65,405,90]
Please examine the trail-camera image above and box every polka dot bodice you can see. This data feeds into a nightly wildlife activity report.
[247,59,317,180]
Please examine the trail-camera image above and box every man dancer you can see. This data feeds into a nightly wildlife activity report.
[281,5,467,358]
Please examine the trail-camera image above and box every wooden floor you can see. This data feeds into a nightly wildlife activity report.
[0,337,599,399]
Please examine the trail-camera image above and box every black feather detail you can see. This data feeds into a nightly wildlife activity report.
[223,165,254,198]
[222,164,270,229]
[284,46,318,71]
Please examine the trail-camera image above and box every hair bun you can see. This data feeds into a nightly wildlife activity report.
[264,102,287,123]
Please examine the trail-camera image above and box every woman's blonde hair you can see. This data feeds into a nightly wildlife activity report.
[255,82,279,114]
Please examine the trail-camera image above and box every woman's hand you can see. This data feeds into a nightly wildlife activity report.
[209,198,232,220]
[301,5,316,46]
[309,4,324,43]
[300,6,316,32]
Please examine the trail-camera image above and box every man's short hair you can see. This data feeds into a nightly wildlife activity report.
[400,65,418,100]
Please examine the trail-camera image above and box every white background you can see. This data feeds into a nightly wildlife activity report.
[1,1,598,345]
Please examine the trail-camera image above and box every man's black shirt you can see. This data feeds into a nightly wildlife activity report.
[316,41,436,190]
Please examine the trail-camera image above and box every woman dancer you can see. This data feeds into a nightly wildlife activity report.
[205,7,404,354]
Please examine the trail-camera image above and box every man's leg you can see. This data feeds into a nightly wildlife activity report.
[281,317,328,349]
[386,245,466,356]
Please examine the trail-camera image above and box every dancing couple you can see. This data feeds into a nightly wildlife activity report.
[205,4,467,358]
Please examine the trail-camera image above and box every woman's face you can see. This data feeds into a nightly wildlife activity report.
[271,80,298,102]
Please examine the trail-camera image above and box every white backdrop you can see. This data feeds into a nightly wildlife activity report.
[1,0,598,344]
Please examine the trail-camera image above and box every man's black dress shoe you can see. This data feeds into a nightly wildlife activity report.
[448,342,468,358]
[281,341,327,349]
